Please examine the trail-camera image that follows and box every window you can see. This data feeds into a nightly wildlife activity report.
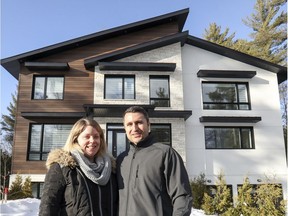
[32,76,64,99]
[32,182,44,199]
[150,124,171,145]
[150,76,170,107]
[28,124,72,161]
[106,123,171,157]
[202,82,250,110]
[107,124,129,157]
[205,127,254,149]
[104,75,135,99]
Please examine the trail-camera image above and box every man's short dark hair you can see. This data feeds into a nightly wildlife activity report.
[123,106,150,122]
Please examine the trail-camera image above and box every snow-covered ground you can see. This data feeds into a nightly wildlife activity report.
[0,198,208,216]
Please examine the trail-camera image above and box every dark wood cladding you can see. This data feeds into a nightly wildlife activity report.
[12,21,180,174]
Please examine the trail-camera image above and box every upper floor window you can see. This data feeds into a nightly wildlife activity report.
[28,124,72,161]
[104,75,135,99]
[202,82,250,110]
[32,76,64,99]
[205,127,254,149]
[150,76,170,107]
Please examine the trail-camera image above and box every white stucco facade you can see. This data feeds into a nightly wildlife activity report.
[181,44,287,200]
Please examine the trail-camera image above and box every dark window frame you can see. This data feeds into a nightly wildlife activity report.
[204,126,255,149]
[106,123,172,157]
[32,75,65,100]
[202,81,251,110]
[150,124,171,146]
[104,75,135,99]
[106,123,129,158]
[32,182,44,199]
[149,75,170,107]
[27,123,72,161]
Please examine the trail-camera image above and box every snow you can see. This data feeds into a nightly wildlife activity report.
[0,198,208,216]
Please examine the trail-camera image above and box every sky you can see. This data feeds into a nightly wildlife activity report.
[0,0,257,116]
[0,198,209,216]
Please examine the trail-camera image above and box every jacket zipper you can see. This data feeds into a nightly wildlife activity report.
[125,146,138,216]
[98,186,103,216]
[76,167,95,216]
[109,179,113,216]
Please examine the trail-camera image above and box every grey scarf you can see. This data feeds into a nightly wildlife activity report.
[71,150,111,185]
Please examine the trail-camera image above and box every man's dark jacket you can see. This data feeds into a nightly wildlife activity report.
[117,134,192,216]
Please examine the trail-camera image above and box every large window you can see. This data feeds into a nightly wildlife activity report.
[28,124,72,161]
[33,76,64,99]
[202,82,250,110]
[205,127,254,149]
[150,76,170,107]
[106,123,171,157]
[104,75,135,99]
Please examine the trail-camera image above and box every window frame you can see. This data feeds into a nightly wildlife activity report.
[106,123,172,157]
[32,76,65,100]
[32,182,44,199]
[201,81,251,110]
[27,123,72,161]
[149,75,170,107]
[204,126,255,149]
[150,124,171,146]
[104,75,135,100]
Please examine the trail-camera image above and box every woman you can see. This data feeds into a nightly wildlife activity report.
[39,118,118,216]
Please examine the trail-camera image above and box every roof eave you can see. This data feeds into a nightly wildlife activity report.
[1,8,189,80]
[186,35,287,84]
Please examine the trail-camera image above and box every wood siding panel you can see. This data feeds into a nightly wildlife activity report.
[12,21,179,175]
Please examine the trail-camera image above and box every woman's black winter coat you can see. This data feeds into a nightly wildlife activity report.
[39,149,118,216]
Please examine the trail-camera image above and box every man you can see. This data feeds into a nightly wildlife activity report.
[117,106,192,216]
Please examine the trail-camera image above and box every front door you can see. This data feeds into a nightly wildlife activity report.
[107,124,129,157]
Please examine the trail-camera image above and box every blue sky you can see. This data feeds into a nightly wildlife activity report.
[0,0,257,115]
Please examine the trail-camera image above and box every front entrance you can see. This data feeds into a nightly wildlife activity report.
[107,124,129,157]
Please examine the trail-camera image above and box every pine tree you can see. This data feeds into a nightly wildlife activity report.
[7,174,24,200]
[243,0,287,65]
[22,176,33,198]
[7,174,33,200]
[1,91,17,150]
[255,181,286,215]
[230,177,258,215]
[213,172,233,214]
[201,192,215,215]
[190,173,209,209]
[201,172,233,215]
[204,23,236,48]
[1,90,17,194]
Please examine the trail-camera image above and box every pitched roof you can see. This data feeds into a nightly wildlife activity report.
[1,8,189,79]
[186,36,287,84]
[1,8,286,84]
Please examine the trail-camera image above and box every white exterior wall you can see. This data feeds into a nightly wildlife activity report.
[93,43,188,162]
[181,44,287,200]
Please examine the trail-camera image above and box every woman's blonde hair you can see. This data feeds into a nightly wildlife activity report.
[63,117,107,158]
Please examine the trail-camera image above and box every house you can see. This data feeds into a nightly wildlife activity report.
[1,8,287,201]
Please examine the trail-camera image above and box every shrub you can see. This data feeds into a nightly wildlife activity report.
[7,174,33,200]
[201,171,233,215]
[190,172,209,209]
